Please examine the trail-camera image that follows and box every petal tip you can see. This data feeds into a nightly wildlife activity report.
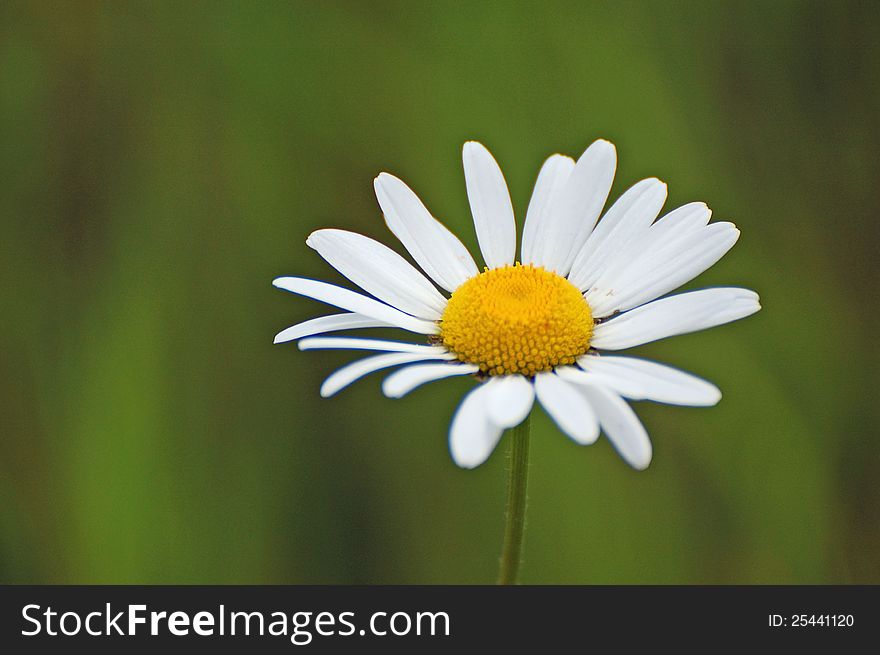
[632,457,652,471]
[591,138,617,154]
[624,445,653,471]
[450,450,482,470]
[381,379,402,398]
[462,140,490,158]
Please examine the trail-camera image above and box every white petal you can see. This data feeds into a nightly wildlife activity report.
[273,277,439,335]
[578,355,721,406]
[586,202,713,315]
[382,362,478,398]
[567,178,667,291]
[320,351,455,397]
[648,201,712,232]
[374,173,479,292]
[273,313,391,344]
[485,375,535,429]
[306,229,447,320]
[580,384,652,470]
[298,336,446,354]
[462,141,516,269]
[533,140,616,276]
[533,372,599,445]
[554,363,645,399]
[588,222,740,317]
[449,383,504,469]
[521,154,575,265]
[590,287,761,350]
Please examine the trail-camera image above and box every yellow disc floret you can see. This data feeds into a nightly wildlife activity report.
[440,263,594,377]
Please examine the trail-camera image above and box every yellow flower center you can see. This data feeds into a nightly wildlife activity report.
[440,263,594,377]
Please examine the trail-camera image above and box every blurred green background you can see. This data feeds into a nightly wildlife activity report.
[1,0,878,584]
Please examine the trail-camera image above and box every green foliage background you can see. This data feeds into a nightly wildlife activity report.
[1,1,877,583]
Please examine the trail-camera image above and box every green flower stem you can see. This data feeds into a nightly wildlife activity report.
[497,412,531,585]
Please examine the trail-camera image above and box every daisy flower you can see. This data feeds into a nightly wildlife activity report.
[273,140,760,471]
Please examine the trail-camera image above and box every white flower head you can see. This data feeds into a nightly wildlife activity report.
[273,140,760,470]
